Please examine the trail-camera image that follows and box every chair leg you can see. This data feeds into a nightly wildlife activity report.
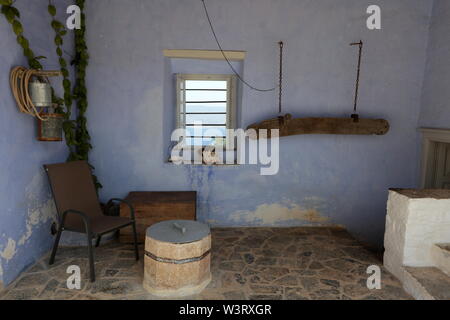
[132,222,139,261]
[95,235,102,248]
[86,231,95,282]
[49,223,63,265]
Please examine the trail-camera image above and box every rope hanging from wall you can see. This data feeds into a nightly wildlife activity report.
[10,66,65,142]
[10,66,61,120]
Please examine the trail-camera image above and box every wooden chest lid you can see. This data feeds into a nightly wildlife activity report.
[126,192,196,203]
[146,220,210,244]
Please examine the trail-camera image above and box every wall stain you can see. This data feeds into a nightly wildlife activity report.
[16,173,58,248]
[0,171,58,284]
[186,165,214,222]
[19,199,56,246]
[0,239,17,261]
[229,202,329,225]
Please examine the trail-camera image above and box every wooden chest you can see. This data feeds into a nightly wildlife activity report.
[119,191,196,243]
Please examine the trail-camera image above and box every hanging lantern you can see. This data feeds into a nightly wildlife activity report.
[37,113,64,142]
[29,81,52,107]
[30,81,64,142]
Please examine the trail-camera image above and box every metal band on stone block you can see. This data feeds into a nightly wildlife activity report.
[145,250,211,265]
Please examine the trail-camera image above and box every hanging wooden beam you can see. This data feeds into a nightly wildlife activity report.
[246,114,390,138]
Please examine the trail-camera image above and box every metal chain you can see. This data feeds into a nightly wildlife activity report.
[278,41,283,113]
[350,40,363,113]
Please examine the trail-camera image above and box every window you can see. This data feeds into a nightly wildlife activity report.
[176,74,237,147]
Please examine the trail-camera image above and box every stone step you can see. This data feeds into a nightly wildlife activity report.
[431,244,450,276]
[404,267,450,300]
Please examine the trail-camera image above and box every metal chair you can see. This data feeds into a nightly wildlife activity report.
[44,161,139,282]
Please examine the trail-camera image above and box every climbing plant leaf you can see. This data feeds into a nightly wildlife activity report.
[12,20,23,35]
[47,4,56,16]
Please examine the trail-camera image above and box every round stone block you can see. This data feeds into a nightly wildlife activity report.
[143,220,211,297]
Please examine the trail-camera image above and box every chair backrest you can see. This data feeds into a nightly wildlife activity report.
[44,161,103,229]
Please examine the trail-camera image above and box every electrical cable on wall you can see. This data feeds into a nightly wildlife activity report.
[201,0,280,93]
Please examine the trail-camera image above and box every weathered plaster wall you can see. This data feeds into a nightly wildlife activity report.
[0,1,69,286]
[419,0,450,128]
[85,0,433,248]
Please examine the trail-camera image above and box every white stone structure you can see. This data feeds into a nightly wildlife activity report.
[384,189,450,299]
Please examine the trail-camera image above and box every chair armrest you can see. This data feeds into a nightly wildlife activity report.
[105,198,136,221]
[61,209,91,231]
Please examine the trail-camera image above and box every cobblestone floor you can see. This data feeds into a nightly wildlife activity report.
[0,227,411,300]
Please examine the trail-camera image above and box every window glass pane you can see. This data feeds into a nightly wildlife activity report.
[185,137,226,146]
[186,114,226,125]
[178,77,234,146]
[185,138,216,146]
[186,90,227,102]
[186,80,227,90]
[186,126,226,137]
[186,103,226,113]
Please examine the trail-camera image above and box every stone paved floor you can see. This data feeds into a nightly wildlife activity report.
[0,227,411,300]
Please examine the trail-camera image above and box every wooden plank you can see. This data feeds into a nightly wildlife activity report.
[119,191,196,243]
[246,114,389,137]
[34,70,62,77]
[163,49,246,61]
[125,191,197,202]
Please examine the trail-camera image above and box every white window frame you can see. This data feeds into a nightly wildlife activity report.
[420,128,450,188]
[175,74,237,147]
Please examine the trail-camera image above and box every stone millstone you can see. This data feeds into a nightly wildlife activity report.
[143,220,211,297]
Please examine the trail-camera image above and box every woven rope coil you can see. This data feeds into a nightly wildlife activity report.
[9,66,61,121]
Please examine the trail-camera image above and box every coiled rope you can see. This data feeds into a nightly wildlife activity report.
[9,66,61,121]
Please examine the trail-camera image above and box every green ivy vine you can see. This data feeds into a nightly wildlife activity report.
[47,0,77,160]
[0,0,44,70]
[72,0,92,162]
[1,0,101,190]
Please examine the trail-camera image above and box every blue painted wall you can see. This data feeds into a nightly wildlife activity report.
[0,1,70,286]
[419,0,450,128]
[84,0,433,248]
[1,0,444,287]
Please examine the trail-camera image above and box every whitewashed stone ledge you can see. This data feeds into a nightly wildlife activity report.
[431,244,450,276]
[384,189,450,299]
